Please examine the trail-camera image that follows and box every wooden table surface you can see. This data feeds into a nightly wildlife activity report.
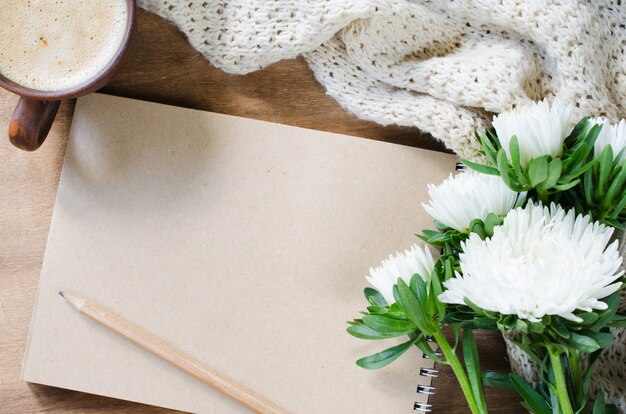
[0,9,524,414]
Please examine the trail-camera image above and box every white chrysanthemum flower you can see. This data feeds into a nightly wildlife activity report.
[366,244,435,305]
[590,117,626,162]
[422,171,524,233]
[492,99,572,167]
[439,202,624,323]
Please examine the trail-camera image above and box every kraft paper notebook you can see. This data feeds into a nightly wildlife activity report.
[22,94,456,413]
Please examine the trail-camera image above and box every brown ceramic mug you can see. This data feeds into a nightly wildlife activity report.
[0,0,136,151]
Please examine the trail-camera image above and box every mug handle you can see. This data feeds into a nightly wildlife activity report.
[9,97,61,151]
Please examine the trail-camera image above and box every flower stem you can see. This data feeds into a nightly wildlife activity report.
[548,347,575,414]
[568,350,583,405]
[432,329,484,414]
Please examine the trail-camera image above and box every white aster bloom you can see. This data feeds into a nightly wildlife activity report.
[590,117,626,162]
[422,171,524,233]
[366,244,435,305]
[439,202,624,323]
[492,99,572,167]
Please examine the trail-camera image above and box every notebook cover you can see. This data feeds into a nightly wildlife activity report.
[22,94,455,413]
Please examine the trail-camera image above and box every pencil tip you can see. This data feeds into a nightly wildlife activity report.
[58,291,64,298]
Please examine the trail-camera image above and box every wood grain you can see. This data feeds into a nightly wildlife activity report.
[0,8,522,414]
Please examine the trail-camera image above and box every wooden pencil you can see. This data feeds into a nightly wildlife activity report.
[59,291,287,414]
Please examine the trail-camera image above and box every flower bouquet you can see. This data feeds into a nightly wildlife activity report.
[348,100,626,413]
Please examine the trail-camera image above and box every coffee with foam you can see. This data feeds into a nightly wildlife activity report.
[0,0,128,92]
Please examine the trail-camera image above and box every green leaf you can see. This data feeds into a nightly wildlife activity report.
[603,165,626,210]
[366,306,387,314]
[484,213,504,236]
[602,218,624,230]
[415,337,446,365]
[392,285,403,309]
[607,314,626,328]
[410,274,428,308]
[362,315,415,334]
[474,317,498,330]
[597,145,614,198]
[444,257,455,281]
[610,191,626,219]
[565,146,585,166]
[461,158,500,176]
[418,228,466,247]
[482,371,516,391]
[462,297,498,319]
[497,314,516,331]
[529,157,549,187]
[497,149,512,187]
[542,158,563,189]
[462,330,487,411]
[593,389,606,414]
[510,374,551,414]
[581,350,604,405]
[487,129,503,149]
[509,136,524,178]
[433,220,451,230]
[396,279,432,334]
[560,158,598,182]
[584,168,595,207]
[551,318,570,338]
[479,134,499,165]
[481,131,499,153]
[430,269,446,321]
[420,276,439,323]
[563,141,589,172]
[365,288,388,307]
[565,117,589,149]
[584,124,603,151]
[528,322,545,334]
[445,311,474,323]
[515,319,529,334]
[553,179,581,191]
[586,331,614,349]
[356,336,419,370]
[451,324,460,351]
[385,311,412,321]
[470,219,487,239]
[569,332,601,352]
[347,324,408,340]
[418,230,438,244]
[550,390,560,414]
[460,319,480,329]
[545,364,561,414]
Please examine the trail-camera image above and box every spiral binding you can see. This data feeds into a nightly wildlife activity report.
[422,351,443,360]
[416,164,463,412]
[414,402,433,412]
[419,367,439,377]
[415,337,440,412]
[417,385,436,395]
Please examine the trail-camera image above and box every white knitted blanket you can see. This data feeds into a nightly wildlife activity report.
[139,0,626,409]
[139,0,626,161]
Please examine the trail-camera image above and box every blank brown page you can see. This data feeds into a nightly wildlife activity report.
[22,94,456,413]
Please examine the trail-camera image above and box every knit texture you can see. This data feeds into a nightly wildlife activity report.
[139,0,626,408]
[139,0,626,161]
